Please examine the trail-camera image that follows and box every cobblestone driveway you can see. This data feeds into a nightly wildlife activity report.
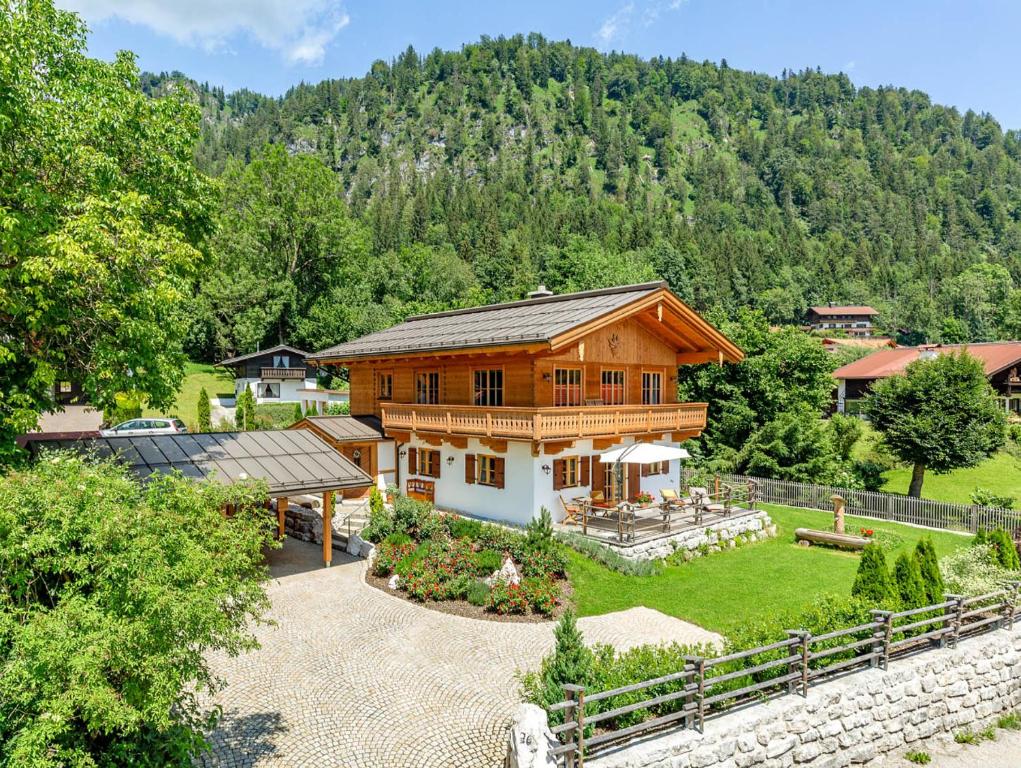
[203,540,720,768]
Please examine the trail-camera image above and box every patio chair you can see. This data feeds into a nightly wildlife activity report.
[558,494,581,526]
[689,486,726,518]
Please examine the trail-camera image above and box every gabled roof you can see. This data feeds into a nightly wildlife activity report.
[26,430,372,496]
[808,306,879,317]
[833,342,1021,380]
[309,282,743,364]
[217,344,311,367]
[291,415,386,443]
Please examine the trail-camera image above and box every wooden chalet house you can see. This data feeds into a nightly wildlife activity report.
[308,283,743,526]
[217,344,318,405]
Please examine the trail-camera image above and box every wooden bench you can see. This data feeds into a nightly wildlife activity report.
[795,528,870,550]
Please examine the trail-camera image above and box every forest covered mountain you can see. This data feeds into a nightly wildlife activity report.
[146,34,1021,360]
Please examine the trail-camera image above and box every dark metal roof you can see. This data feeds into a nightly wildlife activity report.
[217,344,312,367]
[293,415,386,442]
[309,283,666,361]
[28,430,372,496]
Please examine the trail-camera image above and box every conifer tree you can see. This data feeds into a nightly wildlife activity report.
[893,552,927,609]
[293,402,303,424]
[973,526,988,546]
[197,387,212,432]
[235,388,256,431]
[851,543,896,604]
[990,527,1020,570]
[913,538,945,603]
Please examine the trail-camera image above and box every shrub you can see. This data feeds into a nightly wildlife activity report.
[522,577,561,615]
[989,527,1020,570]
[914,537,944,604]
[474,548,504,576]
[525,506,555,552]
[519,611,595,726]
[971,487,1016,509]
[197,386,212,432]
[369,486,384,518]
[973,526,988,546]
[362,494,396,543]
[940,544,1012,596]
[394,542,432,577]
[557,532,662,576]
[373,540,415,576]
[383,531,413,547]
[520,546,568,579]
[234,387,256,430]
[851,543,896,603]
[852,459,887,491]
[292,402,303,424]
[402,560,444,601]
[893,552,927,610]
[445,515,483,540]
[488,581,529,615]
[466,580,490,606]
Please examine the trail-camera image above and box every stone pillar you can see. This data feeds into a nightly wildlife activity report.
[277,496,287,539]
[322,490,333,567]
[831,494,845,534]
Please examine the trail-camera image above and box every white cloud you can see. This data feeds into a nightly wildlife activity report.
[844,60,856,72]
[62,0,350,65]
[596,2,635,46]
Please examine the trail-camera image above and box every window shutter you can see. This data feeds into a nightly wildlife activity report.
[552,459,565,491]
[433,451,441,479]
[465,453,476,484]
[494,457,505,489]
[580,455,590,487]
[628,463,641,501]
[591,459,604,496]
[641,462,650,478]
[408,447,417,475]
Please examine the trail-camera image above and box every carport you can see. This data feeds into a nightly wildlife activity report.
[28,429,372,567]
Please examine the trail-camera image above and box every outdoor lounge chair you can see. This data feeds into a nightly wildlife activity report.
[689,486,726,517]
[660,488,685,511]
[559,494,581,525]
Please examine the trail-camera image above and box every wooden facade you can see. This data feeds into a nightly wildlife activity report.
[318,285,742,453]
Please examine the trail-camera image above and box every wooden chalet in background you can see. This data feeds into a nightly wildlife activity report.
[308,282,743,525]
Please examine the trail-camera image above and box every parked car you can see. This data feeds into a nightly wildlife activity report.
[99,418,187,437]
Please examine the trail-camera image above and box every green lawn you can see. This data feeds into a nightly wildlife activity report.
[143,361,233,429]
[568,504,969,636]
[881,450,1021,506]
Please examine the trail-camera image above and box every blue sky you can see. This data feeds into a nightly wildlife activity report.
[62,0,1021,129]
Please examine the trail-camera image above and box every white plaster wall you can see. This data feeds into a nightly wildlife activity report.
[237,378,316,404]
[398,435,692,526]
[376,440,396,490]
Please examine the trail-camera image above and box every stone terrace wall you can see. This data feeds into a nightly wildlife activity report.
[608,510,776,562]
[588,630,1021,768]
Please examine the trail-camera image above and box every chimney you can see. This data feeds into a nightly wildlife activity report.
[527,284,554,299]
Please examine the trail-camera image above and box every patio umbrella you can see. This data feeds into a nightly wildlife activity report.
[598,443,690,464]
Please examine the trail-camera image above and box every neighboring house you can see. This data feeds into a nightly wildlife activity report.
[308,282,743,526]
[217,344,317,404]
[833,342,1021,416]
[806,305,881,337]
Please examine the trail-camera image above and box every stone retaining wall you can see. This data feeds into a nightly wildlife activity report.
[587,630,1021,768]
[607,510,776,561]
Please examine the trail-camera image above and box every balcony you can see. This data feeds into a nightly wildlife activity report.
[260,367,307,380]
[380,402,707,442]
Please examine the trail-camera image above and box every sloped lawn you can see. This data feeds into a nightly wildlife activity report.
[568,503,969,636]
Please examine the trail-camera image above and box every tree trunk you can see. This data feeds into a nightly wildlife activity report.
[908,462,925,498]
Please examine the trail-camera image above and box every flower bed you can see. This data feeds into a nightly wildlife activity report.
[363,489,570,621]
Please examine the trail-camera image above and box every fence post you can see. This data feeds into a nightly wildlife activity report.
[870,610,893,670]
[681,656,698,730]
[784,630,811,696]
[1004,582,1019,631]
[944,594,965,648]
[695,656,706,732]
[562,684,585,768]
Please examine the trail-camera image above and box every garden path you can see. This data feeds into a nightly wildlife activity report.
[202,539,720,768]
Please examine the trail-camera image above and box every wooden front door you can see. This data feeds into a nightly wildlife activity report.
[339,443,375,498]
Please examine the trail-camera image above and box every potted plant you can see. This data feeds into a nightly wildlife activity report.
[636,491,654,508]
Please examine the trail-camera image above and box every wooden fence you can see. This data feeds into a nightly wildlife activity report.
[550,585,1020,766]
[682,469,1021,534]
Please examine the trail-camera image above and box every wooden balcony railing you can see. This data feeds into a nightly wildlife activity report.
[260,367,307,380]
[380,402,707,441]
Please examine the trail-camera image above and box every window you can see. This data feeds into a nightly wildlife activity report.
[477,454,505,487]
[553,367,583,407]
[415,370,440,404]
[553,456,580,490]
[260,383,280,399]
[642,461,667,477]
[641,371,662,405]
[419,448,441,478]
[272,354,289,368]
[473,369,504,406]
[600,370,625,405]
[377,371,393,401]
